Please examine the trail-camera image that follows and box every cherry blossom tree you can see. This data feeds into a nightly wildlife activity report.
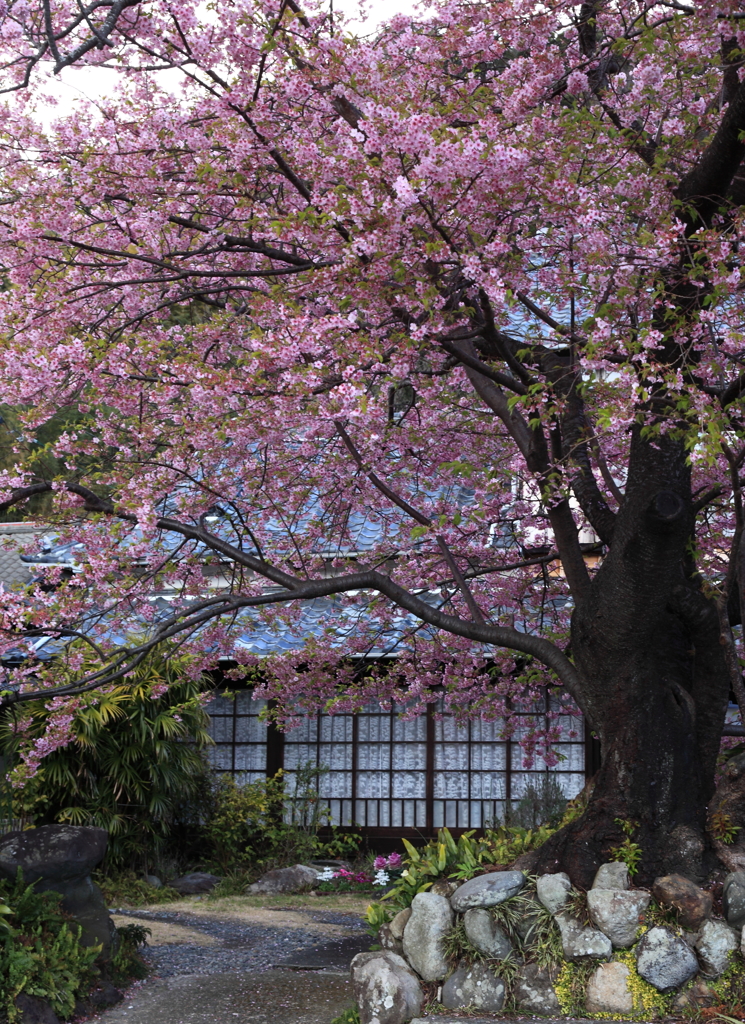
[0,0,745,884]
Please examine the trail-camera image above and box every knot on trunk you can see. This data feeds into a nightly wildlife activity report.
[648,490,686,525]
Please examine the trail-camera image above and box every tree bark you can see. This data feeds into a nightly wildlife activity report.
[533,429,731,887]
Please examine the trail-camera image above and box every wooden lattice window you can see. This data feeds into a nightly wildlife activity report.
[203,688,587,836]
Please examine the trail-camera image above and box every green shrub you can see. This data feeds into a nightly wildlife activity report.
[206,762,354,872]
[330,1007,360,1024]
[208,870,254,898]
[109,923,151,986]
[317,826,363,861]
[206,771,298,870]
[363,902,393,937]
[1,648,213,873]
[382,826,557,909]
[503,776,568,830]
[479,822,557,867]
[365,786,592,911]
[95,872,181,908]
[609,818,643,878]
[0,872,101,1022]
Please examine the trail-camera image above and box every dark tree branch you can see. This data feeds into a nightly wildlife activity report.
[577,1,599,57]
[0,554,581,708]
[544,353,617,544]
[438,338,527,395]
[333,419,490,623]
[677,73,745,229]
[453,340,591,602]
[333,420,431,527]
[0,471,586,698]
[692,485,725,513]
[590,435,625,505]
[716,372,745,408]
[435,536,487,624]
[0,481,54,511]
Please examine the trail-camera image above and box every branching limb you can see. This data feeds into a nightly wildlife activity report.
[333,419,489,622]
[677,64,745,229]
[545,354,617,544]
[453,340,591,602]
[0,479,581,702]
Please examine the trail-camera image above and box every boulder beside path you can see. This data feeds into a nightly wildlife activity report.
[0,824,116,956]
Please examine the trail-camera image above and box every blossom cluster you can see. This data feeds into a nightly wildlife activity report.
[373,852,402,871]
[0,0,741,792]
[315,866,373,886]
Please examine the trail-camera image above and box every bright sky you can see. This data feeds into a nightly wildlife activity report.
[34,0,418,126]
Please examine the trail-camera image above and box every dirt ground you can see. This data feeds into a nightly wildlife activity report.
[111,892,370,946]
[140,892,371,935]
[154,891,374,919]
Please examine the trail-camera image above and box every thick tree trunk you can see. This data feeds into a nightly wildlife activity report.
[534,430,731,887]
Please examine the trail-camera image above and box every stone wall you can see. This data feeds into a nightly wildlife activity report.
[351,863,745,1023]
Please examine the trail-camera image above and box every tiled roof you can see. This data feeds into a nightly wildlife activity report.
[0,523,46,587]
[18,484,496,568]
[229,594,441,658]
[10,593,442,668]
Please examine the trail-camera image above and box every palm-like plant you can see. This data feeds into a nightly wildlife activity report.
[1,647,213,871]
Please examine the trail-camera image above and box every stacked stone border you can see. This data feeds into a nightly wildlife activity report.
[351,862,745,1023]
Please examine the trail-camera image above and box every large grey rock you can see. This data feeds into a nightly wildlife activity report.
[14,994,60,1024]
[0,825,114,955]
[536,872,572,915]
[51,875,118,954]
[463,908,511,958]
[351,951,423,1024]
[555,912,612,961]
[450,871,525,912]
[0,825,107,883]
[514,963,560,1014]
[723,871,745,929]
[402,892,453,981]
[586,889,650,947]
[170,872,221,895]
[653,874,713,930]
[247,864,318,894]
[592,862,629,891]
[585,962,634,1014]
[636,925,699,991]
[440,962,505,1012]
[695,919,738,977]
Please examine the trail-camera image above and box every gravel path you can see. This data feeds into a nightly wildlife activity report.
[86,904,365,1024]
[86,970,354,1024]
[112,907,365,976]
